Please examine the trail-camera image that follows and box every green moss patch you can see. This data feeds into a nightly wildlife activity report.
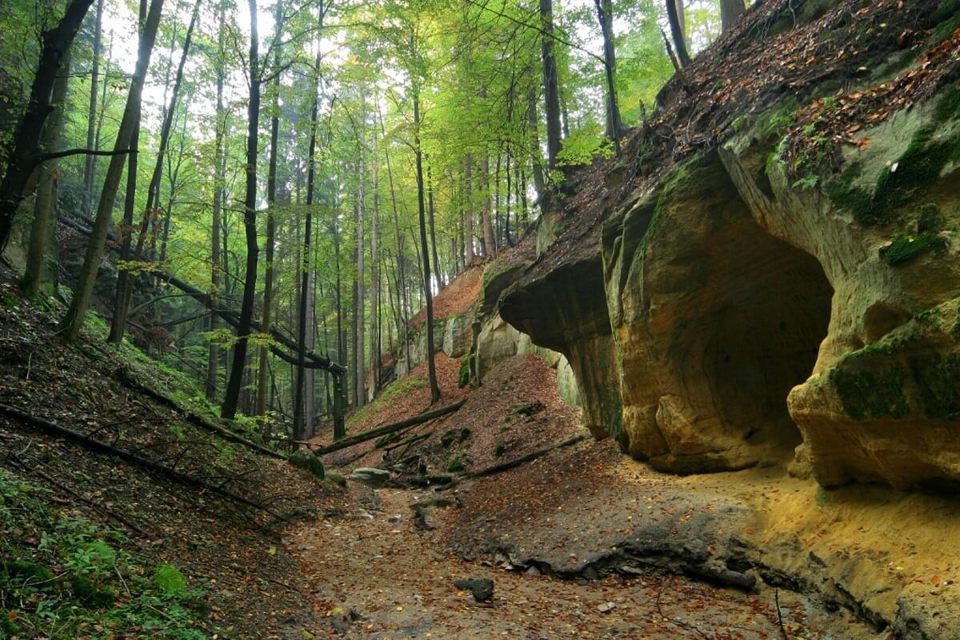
[879,232,948,265]
[826,124,959,226]
[829,364,909,420]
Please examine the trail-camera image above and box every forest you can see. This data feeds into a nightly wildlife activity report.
[0,0,739,438]
[3,0,960,636]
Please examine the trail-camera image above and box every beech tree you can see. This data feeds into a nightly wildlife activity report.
[0,0,95,251]
[60,0,165,342]
[221,0,262,420]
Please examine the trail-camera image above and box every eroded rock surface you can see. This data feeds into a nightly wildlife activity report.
[495,0,960,489]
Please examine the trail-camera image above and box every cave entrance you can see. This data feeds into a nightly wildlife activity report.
[696,221,833,456]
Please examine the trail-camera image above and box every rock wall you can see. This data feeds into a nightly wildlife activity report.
[496,30,960,490]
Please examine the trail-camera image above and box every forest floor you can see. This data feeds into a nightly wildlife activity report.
[295,353,886,639]
[4,256,960,639]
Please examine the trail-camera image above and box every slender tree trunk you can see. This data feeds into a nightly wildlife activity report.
[23,52,71,298]
[525,85,546,198]
[463,155,475,263]
[111,0,201,343]
[594,0,622,149]
[222,0,261,420]
[256,62,281,418]
[666,0,690,67]
[107,0,145,346]
[480,155,495,257]
[256,0,284,418]
[426,160,442,289]
[294,31,322,437]
[82,0,104,213]
[413,89,440,404]
[720,0,745,32]
[354,95,366,409]
[539,0,562,170]
[379,103,410,370]
[0,0,95,251]
[60,0,164,341]
[371,125,382,394]
[106,104,140,343]
[206,3,227,403]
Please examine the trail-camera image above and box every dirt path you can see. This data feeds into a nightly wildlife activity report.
[288,483,876,639]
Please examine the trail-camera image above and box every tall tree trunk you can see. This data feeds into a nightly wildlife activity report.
[371,124,382,394]
[426,160,442,289]
[525,85,546,199]
[354,94,366,409]
[594,0,622,149]
[106,103,140,343]
[413,89,440,404]
[59,0,164,341]
[539,0,562,169]
[0,0,95,251]
[720,0,745,32]
[82,0,104,214]
[256,68,280,418]
[666,0,690,67]
[256,0,284,418]
[463,154,475,263]
[379,103,410,370]
[480,155,496,257]
[294,31,322,438]
[111,0,201,343]
[22,52,71,298]
[207,2,227,403]
[222,0,260,420]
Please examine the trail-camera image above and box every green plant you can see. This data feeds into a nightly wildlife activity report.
[792,175,819,190]
[0,470,208,638]
[447,454,467,473]
[879,232,948,265]
[153,564,189,596]
[494,439,506,457]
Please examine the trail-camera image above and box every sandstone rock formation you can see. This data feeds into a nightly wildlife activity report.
[496,0,960,490]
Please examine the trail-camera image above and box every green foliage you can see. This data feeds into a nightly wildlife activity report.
[458,354,473,388]
[556,123,614,167]
[153,564,189,597]
[494,438,506,458]
[447,454,467,473]
[932,0,960,43]
[440,428,471,448]
[0,469,208,638]
[879,232,948,265]
[348,377,427,428]
[791,175,819,190]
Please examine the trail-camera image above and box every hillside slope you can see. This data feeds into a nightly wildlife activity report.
[0,266,336,639]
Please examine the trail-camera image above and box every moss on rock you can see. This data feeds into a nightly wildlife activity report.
[879,231,948,265]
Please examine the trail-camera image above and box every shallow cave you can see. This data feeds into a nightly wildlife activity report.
[678,220,834,454]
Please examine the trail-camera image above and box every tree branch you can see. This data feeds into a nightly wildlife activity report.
[35,147,133,166]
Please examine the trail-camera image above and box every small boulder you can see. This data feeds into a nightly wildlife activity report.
[348,467,391,488]
[454,577,494,603]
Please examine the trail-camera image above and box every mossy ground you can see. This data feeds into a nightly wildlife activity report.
[0,470,207,639]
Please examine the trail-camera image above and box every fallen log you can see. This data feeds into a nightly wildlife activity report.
[464,433,588,479]
[59,216,344,375]
[113,366,286,460]
[313,398,467,456]
[0,403,285,520]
